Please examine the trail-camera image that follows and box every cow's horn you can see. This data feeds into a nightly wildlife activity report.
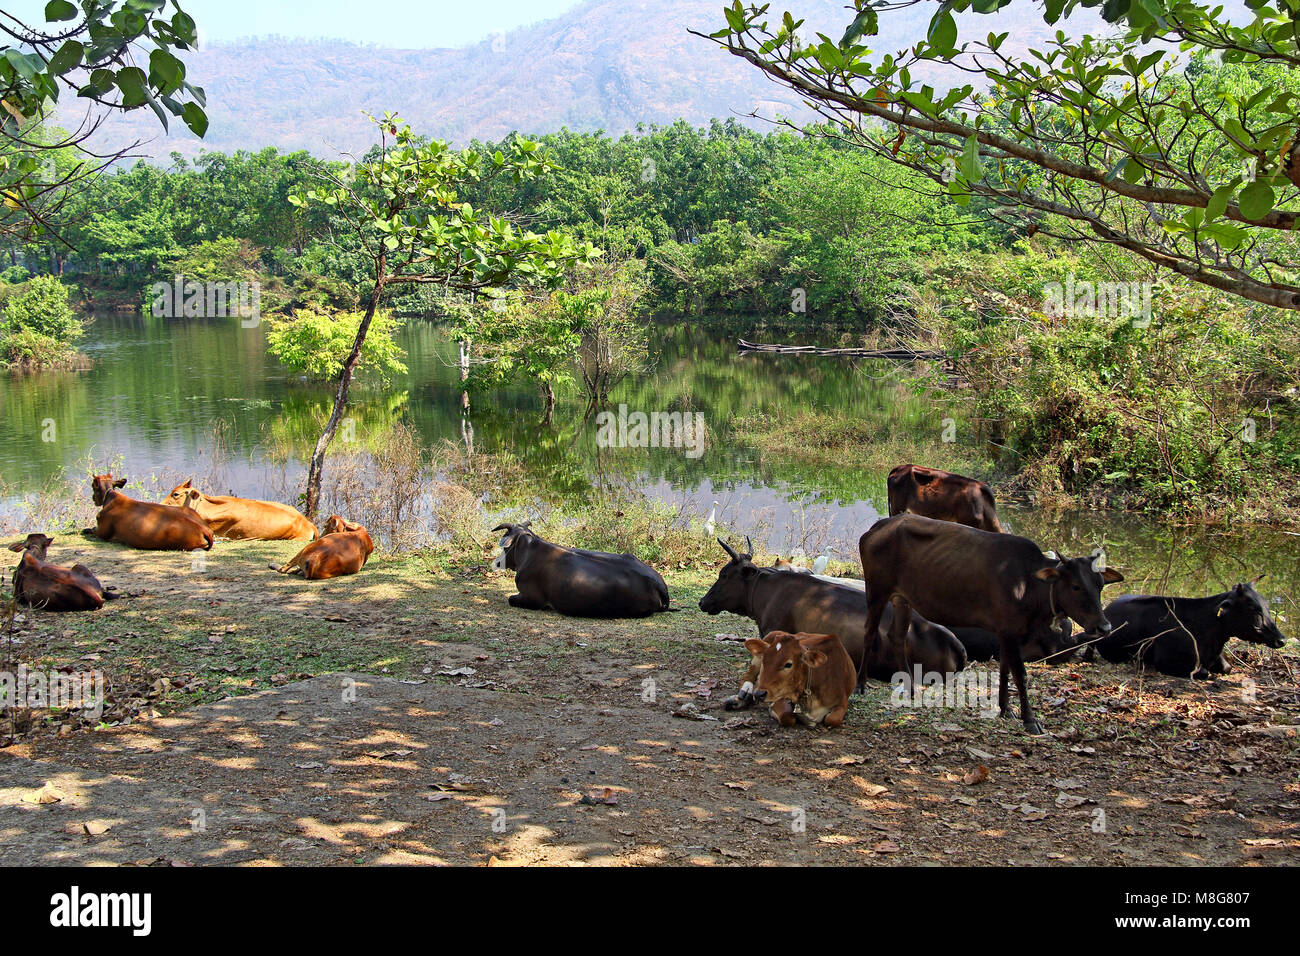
[490,524,513,533]
[1042,550,1059,561]
[745,535,754,556]
[717,537,740,561]
[1251,571,1267,585]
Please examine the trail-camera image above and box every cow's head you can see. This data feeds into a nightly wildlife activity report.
[163,479,197,508]
[323,516,365,535]
[490,522,534,571]
[744,631,832,722]
[1218,579,1286,649]
[699,537,757,615]
[1034,548,1123,635]
[91,474,127,506]
[8,533,54,560]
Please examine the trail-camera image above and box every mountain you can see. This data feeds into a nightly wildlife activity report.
[70,0,1105,160]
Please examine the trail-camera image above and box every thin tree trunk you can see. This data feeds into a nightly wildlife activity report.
[541,381,555,425]
[303,260,387,519]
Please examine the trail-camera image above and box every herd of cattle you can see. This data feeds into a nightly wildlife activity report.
[3,465,1289,737]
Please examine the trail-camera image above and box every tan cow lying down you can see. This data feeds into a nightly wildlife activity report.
[166,480,316,540]
[8,534,120,612]
[89,474,214,551]
[271,516,373,580]
[743,631,856,729]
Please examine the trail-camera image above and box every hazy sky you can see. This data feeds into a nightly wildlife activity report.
[6,0,585,47]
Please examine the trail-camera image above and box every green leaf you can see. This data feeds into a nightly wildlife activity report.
[928,11,958,52]
[840,8,878,46]
[47,39,83,76]
[44,0,78,21]
[1237,180,1275,220]
[1204,184,1233,222]
[181,101,208,137]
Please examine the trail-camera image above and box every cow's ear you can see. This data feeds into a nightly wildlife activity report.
[803,649,828,668]
[740,562,758,578]
[113,478,127,488]
[7,541,23,552]
[1101,567,1124,584]
[744,638,768,657]
[1216,599,1232,618]
[182,479,193,488]
[1034,566,1061,580]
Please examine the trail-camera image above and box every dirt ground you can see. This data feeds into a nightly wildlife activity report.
[1,536,1298,866]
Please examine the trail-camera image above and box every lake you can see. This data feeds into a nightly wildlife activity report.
[0,311,1295,618]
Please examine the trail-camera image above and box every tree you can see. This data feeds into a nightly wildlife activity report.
[1,0,207,243]
[266,307,407,383]
[288,113,599,518]
[702,0,1300,310]
[447,293,582,425]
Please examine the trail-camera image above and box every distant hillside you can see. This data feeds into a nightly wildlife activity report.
[70,0,1105,160]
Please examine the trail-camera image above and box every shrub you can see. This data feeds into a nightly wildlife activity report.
[0,275,85,369]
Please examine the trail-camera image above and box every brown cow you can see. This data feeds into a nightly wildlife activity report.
[164,481,317,541]
[89,475,214,551]
[887,463,1003,532]
[859,514,1122,733]
[271,516,373,580]
[7,534,119,612]
[743,631,856,728]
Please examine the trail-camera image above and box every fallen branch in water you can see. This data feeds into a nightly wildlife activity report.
[737,339,946,360]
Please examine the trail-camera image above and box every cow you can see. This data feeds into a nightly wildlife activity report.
[88,474,214,551]
[859,514,1123,733]
[951,619,1081,665]
[271,516,373,580]
[1093,579,1287,679]
[699,539,966,709]
[490,522,670,618]
[743,631,857,729]
[887,463,1003,532]
[6,534,119,612]
[164,480,317,541]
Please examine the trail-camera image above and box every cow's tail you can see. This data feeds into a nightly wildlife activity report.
[657,579,671,612]
[202,528,215,551]
[101,588,123,602]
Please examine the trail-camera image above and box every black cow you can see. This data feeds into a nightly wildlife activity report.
[698,539,966,709]
[490,523,669,618]
[859,514,1123,733]
[1093,580,1286,678]
[951,619,1081,665]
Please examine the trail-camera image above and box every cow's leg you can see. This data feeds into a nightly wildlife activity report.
[822,703,848,728]
[724,660,760,710]
[859,589,889,693]
[1000,635,1042,735]
[888,596,916,702]
[507,592,545,610]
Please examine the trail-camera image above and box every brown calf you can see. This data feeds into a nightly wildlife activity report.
[164,481,317,540]
[887,464,1003,533]
[7,534,118,612]
[272,516,373,580]
[89,475,214,551]
[742,631,856,729]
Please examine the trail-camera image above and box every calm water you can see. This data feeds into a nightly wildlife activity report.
[0,312,1296,617]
